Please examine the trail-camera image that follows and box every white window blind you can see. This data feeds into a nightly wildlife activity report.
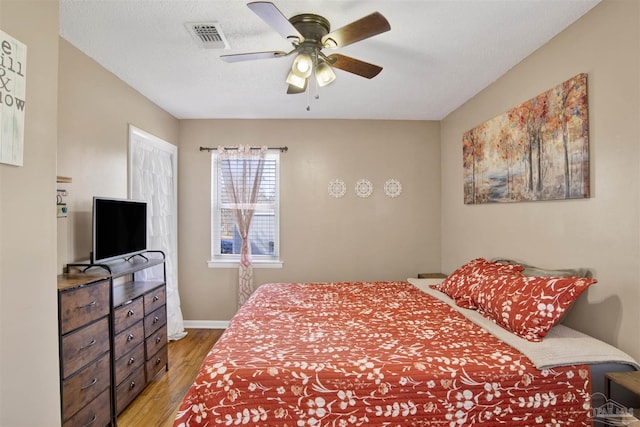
[210,151,281,266]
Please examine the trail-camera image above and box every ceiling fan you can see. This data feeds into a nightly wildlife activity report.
[221,2,391,97]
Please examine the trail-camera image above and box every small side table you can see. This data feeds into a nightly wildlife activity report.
[417,273,447,279]
[605,370,640,424]
[606,370,640,399]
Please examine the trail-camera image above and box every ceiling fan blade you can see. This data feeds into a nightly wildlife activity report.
[286,79,307,94]
[220,51,287,62]
[322,12,390,48]
[248,2,304,42]
[327,54,383,79]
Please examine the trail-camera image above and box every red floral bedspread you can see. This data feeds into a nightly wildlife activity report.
[175,282,592,426]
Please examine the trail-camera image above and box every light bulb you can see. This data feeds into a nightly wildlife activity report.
[291,53,312,78]
[296,59,310,74]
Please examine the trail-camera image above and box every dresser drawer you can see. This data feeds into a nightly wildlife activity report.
[144,286,166,314]
[113,320,144,360]
[62,386,111,427]
[114,343,144,386]
[60,279,110,335]
[113,297,143,335]
[61,317,110,378]
[62,352,110,420]
[146,345,168,381]
[144,306,166,337]
[145,323,167,358]
[116,367,146,414]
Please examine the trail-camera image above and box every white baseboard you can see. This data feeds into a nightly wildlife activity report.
[184,320,229,329]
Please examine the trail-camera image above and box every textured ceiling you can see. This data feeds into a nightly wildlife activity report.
[59,0,600,120]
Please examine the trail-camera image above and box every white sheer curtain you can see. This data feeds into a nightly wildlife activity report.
[218,145,267,307]
[130,126,186,341]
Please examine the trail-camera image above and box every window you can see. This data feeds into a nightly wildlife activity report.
[209,150,281,268]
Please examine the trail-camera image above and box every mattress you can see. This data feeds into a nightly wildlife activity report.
[174,281,637,426]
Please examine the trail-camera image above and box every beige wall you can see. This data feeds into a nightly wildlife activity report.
[57,39,179,267]
[178,119,441,320]
[0,1,61,425]
[441,0,640,361]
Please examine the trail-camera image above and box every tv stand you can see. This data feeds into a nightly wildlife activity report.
[58,250,168,426]
[67,262,111,274]
[125,252,149,262]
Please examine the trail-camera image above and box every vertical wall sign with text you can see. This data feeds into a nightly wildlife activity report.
[0,30,27,167]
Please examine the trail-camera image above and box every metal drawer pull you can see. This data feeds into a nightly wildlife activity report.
[153,316,159,323]
[127,309,135,317]
[128,381,136,390]
[127,333,135,341]
[80,377,98,390]
[77,300,97,309]
[128,357,135,365]
[153,295,159,302]
[155,357,162,365]
[155,336,162,344]
[79,339,97,350]
[81,414,97,427]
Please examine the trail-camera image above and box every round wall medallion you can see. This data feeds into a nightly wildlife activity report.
[328,179,346,198]
[384,179,402,198]
[355,179,373,198]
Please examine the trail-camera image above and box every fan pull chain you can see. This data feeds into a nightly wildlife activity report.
[314,60,320,100]
[306,55,321,111]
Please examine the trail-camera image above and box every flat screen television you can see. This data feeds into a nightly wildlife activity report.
[92,197,147,264]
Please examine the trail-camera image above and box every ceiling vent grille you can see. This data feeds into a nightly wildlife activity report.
[186,22,229,49]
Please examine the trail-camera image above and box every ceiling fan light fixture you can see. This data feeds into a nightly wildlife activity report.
[226,2,390,102]
[291,53,313,78]
[315,62,336,87]
[286,70,307,89]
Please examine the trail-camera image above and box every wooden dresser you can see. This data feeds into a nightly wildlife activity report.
[112,280,167,414]
[58,274,113,427]
[59,251,167,426]
[143,285,168,382]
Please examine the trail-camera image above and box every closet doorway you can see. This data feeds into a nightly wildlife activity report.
[128,125,186,340]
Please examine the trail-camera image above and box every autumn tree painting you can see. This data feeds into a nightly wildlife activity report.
[463,73,589,204]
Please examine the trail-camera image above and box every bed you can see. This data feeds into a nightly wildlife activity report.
[174,259,639,426]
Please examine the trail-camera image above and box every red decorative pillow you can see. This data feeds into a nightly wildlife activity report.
[433,258,524,301]
[470,274,597,341]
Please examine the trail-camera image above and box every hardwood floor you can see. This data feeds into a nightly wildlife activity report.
[117,329,224,427]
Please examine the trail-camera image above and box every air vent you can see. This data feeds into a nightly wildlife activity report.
[186,22,229,49]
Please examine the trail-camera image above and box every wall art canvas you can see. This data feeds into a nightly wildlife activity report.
[0,30,27,167]
[463,73,589,204]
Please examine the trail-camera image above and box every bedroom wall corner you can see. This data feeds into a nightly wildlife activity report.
[439,0,640,361]
[0,1,61,425]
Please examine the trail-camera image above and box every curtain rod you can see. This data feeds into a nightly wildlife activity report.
[200,146,288,153]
